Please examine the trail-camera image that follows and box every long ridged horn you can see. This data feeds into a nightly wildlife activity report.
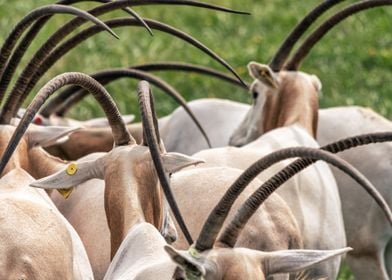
[285,0,392,70]
[219,147,391,247]
[269,0,346,71]
[0,4,119,104]
[0,72,134,175]
[137,80,193,244]
[11,16,247,123]
[55,69,211,147]
[195,147,350,251]
[195,132,392,251]
[0,1,151,103]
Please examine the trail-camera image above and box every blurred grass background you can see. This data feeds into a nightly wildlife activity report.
[0,1,390,278]
[0,0,391,121]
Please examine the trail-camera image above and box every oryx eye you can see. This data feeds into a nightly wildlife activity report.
[252,90,259,99]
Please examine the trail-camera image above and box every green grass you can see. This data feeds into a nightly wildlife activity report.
[0,0,391,120]
[0,1,391,278]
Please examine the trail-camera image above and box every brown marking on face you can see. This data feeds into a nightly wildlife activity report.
[257,72,319,138]
[260,88,280,135]
[132,150,164,232]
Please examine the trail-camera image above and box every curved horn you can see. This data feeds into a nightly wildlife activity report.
[285,0,392,70]
[1,16,246,124]
[0,4,119,103]
[63,0,154,33]
[195,132,392,251]
[195,147,347,251]
[269,0,346,71]
[118,7,153,36]
[137,80,193,244]
[131,62,248,89]
[218,147,391,247]
[0,72,134,175]
[45,68,211,148]
[0,1,151,103]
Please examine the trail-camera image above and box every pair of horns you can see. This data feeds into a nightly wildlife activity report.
[0,72,133,175]
[269,0,391,71]
[0,76,194,245]
[0,0,248,124]
[195,132,392,251]
[137,80,193,244]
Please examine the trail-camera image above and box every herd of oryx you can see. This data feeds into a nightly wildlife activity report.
[0,0,391,279]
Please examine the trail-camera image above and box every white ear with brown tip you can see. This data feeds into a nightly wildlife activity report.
[311,74,322,92]
[30,157,105,190]
[261,247,351,275]
[162,153,205,173]
[247,61,279,88]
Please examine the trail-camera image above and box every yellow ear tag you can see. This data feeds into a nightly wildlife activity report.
[188,247,200,258]
[66,162,78,175]
[259,69,267,77]
[57,187,74,199]
[56,162,78,199]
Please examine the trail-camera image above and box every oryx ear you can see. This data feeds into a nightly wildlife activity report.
[26,124,81,148]
[30,157,105,190]
[310,74,322,92]
[261,247,351,275]
[162,153,205,173]
[164,245,206,277]
[247,62,279,88]
[83,114,135,128]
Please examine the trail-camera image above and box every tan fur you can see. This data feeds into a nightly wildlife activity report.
[190,125,346,278]
[230,64,320,147]
[0,170,74,279]
[0,125,93,279]
[0,127,29,175]
[50,145,170,278]
[147,99,391,279]
[38,144,200,279]
[274,73,319,137]
[171,167,303,253]
[102,146,166,258]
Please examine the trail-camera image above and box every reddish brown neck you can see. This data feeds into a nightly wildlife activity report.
[104,159,164,259]
[261,75,318,137]
[28,147,67,178]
